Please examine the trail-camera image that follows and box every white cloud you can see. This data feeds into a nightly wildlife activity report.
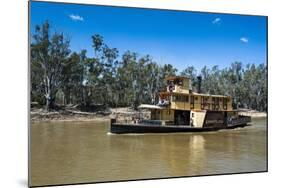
[240,37,249,43]
[69,14,84,21]
[212,17,221,24]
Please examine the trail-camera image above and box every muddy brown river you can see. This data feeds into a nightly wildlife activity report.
[30,118,267,187]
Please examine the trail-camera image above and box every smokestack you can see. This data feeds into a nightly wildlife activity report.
[197,76,202,93]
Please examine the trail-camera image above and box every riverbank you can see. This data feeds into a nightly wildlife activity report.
[31,107,266,122]
[31,107,150,122]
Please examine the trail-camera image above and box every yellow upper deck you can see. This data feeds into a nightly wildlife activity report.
[159,76,233,111]
[165,76,192,94]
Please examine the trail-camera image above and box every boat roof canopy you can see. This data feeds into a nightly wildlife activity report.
[191,92,230,98]
[165,76,190,81]
[138,104,164,110]
[158,91,230,98]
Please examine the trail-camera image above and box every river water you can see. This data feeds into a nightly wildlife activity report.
[30,118,267,186]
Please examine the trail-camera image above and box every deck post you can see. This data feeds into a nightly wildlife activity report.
[110,118,116,125]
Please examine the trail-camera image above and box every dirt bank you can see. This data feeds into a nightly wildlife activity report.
[31,106,266,123]
[30,107,149,122]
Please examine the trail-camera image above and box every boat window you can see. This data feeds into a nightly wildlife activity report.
[190,96,194,109]
[167,80,175,92]
[215,98,219,110]
[180,96,184,101]
[172,95,178,102]
[212,97,215,110]
[212,97,220,110]
[201,96,209,109]
[172,95,189,102]
[223,98,227,110]
[173,79,183,86]
[179,96,183,101]
[167,80,174,85]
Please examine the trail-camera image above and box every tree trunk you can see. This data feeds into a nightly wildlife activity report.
[44,75,51,111]
[45,95,51,111]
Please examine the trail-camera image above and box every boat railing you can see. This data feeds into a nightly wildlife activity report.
[227,116,251,126]
[139,119,163,125]
[112,115,174,126]
[139,119,174,126]
[113,118,138,124]
[112,117,155,125]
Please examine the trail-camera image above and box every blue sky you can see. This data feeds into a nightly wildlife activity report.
[30,1,267,71]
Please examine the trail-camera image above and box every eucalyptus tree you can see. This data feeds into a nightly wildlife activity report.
[200,66,210,93]
[242,63,267,111]
[145,61,162,104]
[85,34,120,107]
[61,50,86,105]
[30,23,267,112]
[100,45,119,106]
[227,62,243,109]
[31,21,71,111]
[115,51,138,107]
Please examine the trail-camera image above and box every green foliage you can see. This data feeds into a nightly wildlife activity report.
[31,21,71,110]
[31,21,267,112]
[199,62,267,111]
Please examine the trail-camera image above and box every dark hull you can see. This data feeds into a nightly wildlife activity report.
[110,121,251,134]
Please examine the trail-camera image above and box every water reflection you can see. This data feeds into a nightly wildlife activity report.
[30,118,267,186]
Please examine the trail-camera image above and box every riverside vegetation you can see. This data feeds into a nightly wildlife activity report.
[30,21,267,121]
